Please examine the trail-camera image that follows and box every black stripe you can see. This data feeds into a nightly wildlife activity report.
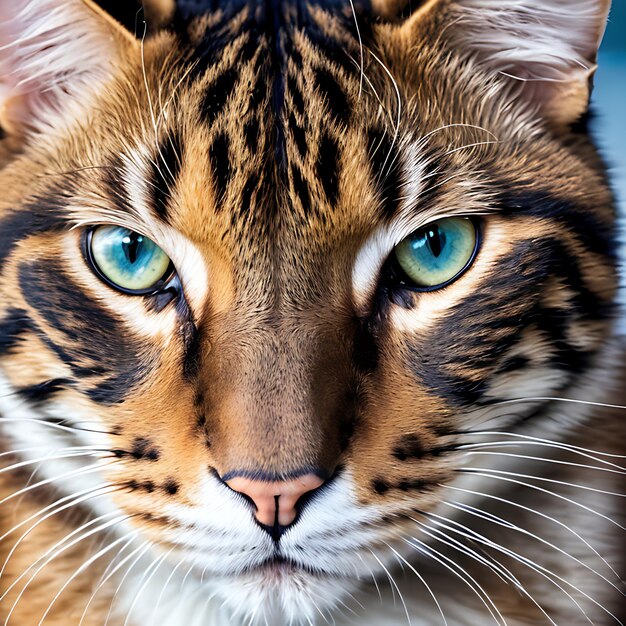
[289,112,307,159]
[0,308,32,356]
[151,131,183,222]
[314,67,350,126]
[317,132,340,207]
[0,205,66,273]
[18,378,73,404]
[209,133,232,202]
[287,73,304,115]
[291,164,311,214]
[201,68,240,125]
[368,128,402,220]
[18,259,147,404]
[496,188,616,259]
[244,119,260,152]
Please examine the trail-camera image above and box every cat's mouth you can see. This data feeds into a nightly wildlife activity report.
[245,555,326,580]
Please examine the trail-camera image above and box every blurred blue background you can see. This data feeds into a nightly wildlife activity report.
[595,0,626,207]
[594,1,626,325]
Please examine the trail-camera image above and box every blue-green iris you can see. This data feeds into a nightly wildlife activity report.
[394,217,477,289]
[89,226,171,293]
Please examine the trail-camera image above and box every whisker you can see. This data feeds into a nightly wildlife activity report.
[149,552,186,624]
[458,467,626,498]
[383,542,448,626]
[464,431,626,461]
[457,440,626,472]
[0,484,119,578]
[418,512,562,626]
[368,549,412,626]
[0,449,109,476]
[416,123,499,144]
[103,541,153,626]
[450,472,626,530]
[347,0,364,97]
[37,529,138,626]
[123,547,173,626]
[356,553,383,605]
[441,501,623,624]
[367,50,402,174]
[2,513,133,624]
[407,516,523,588]
[78,535,140,626]
[464,449,626,475]
[0,416,113,436]
[445,492,624,595]
[401,535,506,626]
[485,397,626,412]
[441,483,621,580]
[0,460,117,509]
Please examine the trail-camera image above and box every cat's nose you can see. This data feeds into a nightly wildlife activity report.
[225,473,325,527]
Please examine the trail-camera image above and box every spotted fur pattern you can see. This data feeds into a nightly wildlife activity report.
[0,0,624,624]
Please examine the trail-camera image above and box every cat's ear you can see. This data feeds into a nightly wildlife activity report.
[0,0,137,137]
[401,0,611,127]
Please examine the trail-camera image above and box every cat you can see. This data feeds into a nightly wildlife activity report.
[0,0,623,624]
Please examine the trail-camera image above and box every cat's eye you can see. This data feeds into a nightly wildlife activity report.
[393,217,478,291]
[86,226,173,294]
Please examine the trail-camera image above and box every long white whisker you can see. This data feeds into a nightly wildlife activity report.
[104,541,153,626]
[0,460,116,509]
[442,501,623,624]
[487,397,626,412]
[78,536,140,626]
[417,123,498,144]
[0,484,117,579]
[465,449,626,475]
[450,472,626,530]
[0,449,109,476]
[384,542,448,626]
[419,512,561,626]
[407,517,523,588]
[356,553,383,604]
[149,552,186,624]
[37,530,138,626]
[0,417,111,435]
[123,548,174,626]
[368,549,412,626]
[459,431,626,461]
[460,466,625,498]
[2,514,132,624]
[347,0,364,97]
[367,49,401,173]
[457,441,626,472]
[402,535,505,626]
[442,483,621,580]
[444,489,623,594]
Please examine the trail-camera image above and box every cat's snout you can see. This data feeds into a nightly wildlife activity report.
[225,473,325,528]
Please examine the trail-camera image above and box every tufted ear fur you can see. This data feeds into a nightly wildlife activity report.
[0,0,136,138]
[403,0,612,127]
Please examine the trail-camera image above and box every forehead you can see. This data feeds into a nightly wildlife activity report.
[150,3,384,243]
[88,1,514,292]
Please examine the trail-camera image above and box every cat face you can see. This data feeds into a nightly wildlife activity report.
[0,0,617,621]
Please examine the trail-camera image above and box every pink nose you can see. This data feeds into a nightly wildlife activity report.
[226,473,325,527]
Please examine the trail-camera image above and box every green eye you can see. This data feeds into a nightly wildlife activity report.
[88,226,172,294]
[393,217,478,290]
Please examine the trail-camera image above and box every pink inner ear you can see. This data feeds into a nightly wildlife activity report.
[0,0,128,136]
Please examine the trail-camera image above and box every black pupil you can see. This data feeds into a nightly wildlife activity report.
[424,224,445,257]
[122,232,143,265]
